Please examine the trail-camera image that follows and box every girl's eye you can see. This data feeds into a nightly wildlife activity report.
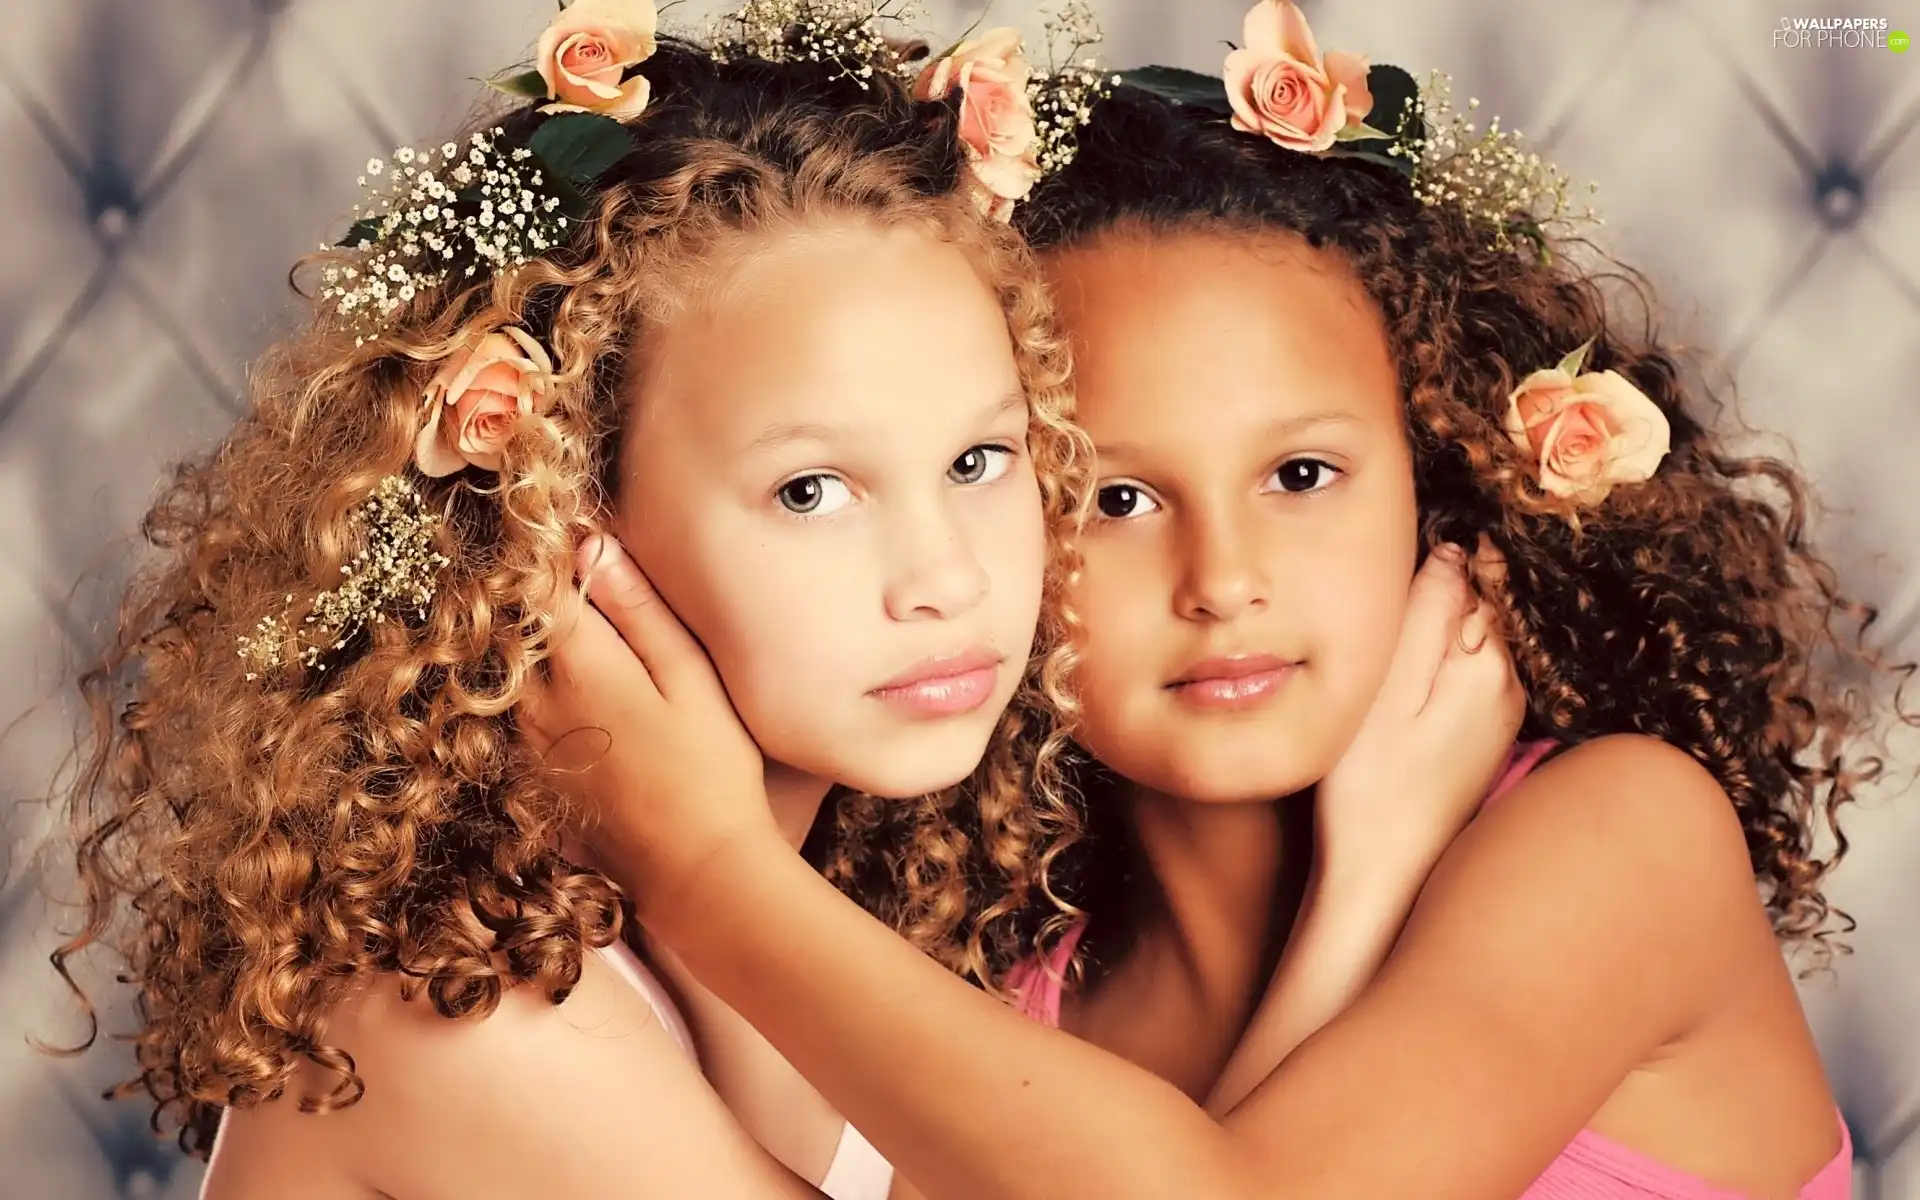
[1095,483,1159,520]
[949,445,1015,486]
[1269,458,1342,495]
[777,474,854,517]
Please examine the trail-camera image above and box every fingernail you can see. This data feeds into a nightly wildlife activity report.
[1433,543,1466,564]
[575,533,605,580]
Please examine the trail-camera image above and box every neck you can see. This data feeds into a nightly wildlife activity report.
[765,760,834,850]
[1111,780,1302,1020]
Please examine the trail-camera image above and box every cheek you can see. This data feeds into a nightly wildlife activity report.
[1065,535,1169,742]
[615,489,860,749]
[1320,556,1410,697]
[1309,475,1419,719]
[970,467,1047,640]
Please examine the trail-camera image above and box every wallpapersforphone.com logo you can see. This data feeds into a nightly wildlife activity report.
[1773,16,1908,51]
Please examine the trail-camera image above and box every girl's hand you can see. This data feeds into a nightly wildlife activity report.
[520,534,775,921]
[1315,541,1526,880]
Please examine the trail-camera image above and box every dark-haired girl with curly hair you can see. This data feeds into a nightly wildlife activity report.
[53,5,1121,1196]
[540,5,1888,1198]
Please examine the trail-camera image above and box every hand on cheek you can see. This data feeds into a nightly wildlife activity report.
[519,532,776,921]
[1315,540,1525,875]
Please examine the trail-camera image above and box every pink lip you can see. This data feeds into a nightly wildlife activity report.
[1167,654,1297,710]
[870,648,1004,717]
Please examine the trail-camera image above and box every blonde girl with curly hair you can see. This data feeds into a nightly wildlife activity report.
[54,5,1099,1196]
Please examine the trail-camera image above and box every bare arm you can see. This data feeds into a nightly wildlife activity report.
[203,948,826,1200]
[627,736,1759,1200]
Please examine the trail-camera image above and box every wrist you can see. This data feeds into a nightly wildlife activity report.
[634,823,800,948]
[1307,832,1437,917]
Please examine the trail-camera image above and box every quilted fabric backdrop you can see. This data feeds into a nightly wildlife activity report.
[1,2,1914,1196]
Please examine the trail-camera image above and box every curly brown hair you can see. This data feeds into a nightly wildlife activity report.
[1017,84,1905,956]
[53,38,1092,1157]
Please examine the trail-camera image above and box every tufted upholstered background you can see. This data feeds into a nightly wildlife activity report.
[1,1,1914,1196]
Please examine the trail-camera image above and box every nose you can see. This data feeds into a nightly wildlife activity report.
[881,493,991,622]
[1173,502,1271,623]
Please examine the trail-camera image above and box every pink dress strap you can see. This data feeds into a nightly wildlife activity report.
[1488,738,1559,804]
[1004,918,1085,1027]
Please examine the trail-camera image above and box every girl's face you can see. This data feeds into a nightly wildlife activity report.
[615,221,1045,800]
[1047,229,1417,804]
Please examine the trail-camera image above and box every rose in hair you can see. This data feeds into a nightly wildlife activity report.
[1222,0,1373,153]
[913,27,1040,221]
[1504,352,1671,504]
[414,327,557,477]
[535,0,658,119]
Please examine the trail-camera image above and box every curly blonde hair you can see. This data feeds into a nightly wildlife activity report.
[1021,85,1910,964]
[54,38,1092,1156]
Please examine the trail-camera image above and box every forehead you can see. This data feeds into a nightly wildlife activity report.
[1043,228,1400,443]
[634,221,1020,450]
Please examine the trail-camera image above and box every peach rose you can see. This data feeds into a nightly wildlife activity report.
[536,0,658,119]
[415,327,557,477]
[1223,0,1374,153]
[913,27,1040,221]
[1504,363,1671,504]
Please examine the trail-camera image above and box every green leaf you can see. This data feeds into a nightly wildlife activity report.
[544,171,595,222]
[1332,148,1415,179]
[1116,65,1234,116]
[337,217,383,249]
[1363,63,1424,148]
[528,113,637,187]
[1334,119,1395,143]
[1556,337,1596,377]
[485,69,550,102]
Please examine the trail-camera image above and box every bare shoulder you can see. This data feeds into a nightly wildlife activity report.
[1466,734,1756,900]
[1474,729,1758,860]
[1388,734,1770,1037]
[338,939,673,1067]
[217,947,765,1200]
[333,944,696,1143]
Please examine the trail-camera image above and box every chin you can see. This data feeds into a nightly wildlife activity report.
[1094,737,1327,806]
[829,720,1002,799]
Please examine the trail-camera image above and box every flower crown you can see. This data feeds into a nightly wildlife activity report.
[247,0,1111,679]
[319,0,1109,338]
[1118,0,1601,261]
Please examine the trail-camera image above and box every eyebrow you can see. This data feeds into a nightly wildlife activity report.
[743,389,1028,456]
[1093,411,1365,460]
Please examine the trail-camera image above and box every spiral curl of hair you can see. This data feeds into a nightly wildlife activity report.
[1017,85,1913,960]
[52,39,1092,1156]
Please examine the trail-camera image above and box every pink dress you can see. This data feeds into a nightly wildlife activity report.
[1004,741,1853,1199]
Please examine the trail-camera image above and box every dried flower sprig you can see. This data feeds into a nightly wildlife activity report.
[1028,0,1119,178]
[320,114,635,341]
[709,0,924,87]
[238,476,451,678]
[321,132,560,339]
[1387,70,1601,256]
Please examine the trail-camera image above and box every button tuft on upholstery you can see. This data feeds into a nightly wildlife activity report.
[84,163,140,246]
[1812,164,1864,232]
[94,204,131,243]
